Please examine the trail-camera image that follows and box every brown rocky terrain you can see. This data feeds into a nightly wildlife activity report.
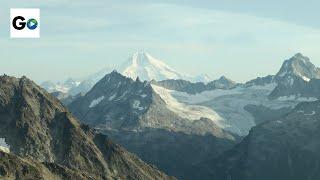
[0,75,173,180]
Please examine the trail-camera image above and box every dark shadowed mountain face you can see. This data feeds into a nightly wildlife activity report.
[0,75,173,180]
[207,76,238,89]
[68,71,238,179]
[154,75,237,94]
[244,104,291,124]
[152,79,208,94]
[69,71,154,130]
[244,75,274,87]
[192,100,320,180]
[104,128,237,180]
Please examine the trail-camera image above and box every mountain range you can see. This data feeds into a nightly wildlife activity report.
[64,52,320,178]
[4,52,320,179]
[41,52,212,96]
[60,53,320,179]
[67,71,237,178]
[0,75,173,179]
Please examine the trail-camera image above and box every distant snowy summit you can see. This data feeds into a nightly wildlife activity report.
[41,52,211,94]
[193,74,212,83]
[43,52,320,136]
[41,78,81,93]
[275,53,320,82]
[42,52,320,99]
[269,53,320,99]
[119,52,188,82]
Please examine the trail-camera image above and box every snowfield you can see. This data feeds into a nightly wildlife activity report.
[120,52,186,81]
[153,83,318,136]
[152,85,227,129]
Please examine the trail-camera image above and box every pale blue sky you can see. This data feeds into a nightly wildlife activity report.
[1,0,320,83]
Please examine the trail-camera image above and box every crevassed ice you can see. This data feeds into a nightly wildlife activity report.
[151,85,226,128]
[153,83,316,136]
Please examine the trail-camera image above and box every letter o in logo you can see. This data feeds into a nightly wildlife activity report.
[27,19,38,30]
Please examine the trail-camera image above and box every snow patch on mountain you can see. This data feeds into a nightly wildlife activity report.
[192,74,212,83]
[108,93,117,101]
[0,138,10,153]
[53,85,70,93]
[132,100,144,111]
[276,95,317,101]
[89,96,105,108]
[297,110,316,116]
[301,75,310,82]
[305,111,316,116]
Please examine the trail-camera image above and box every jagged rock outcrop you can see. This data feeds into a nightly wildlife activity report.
[0,75,173,180]
[269,53,320,99]
[69,71,232,137]
[0,151,89,180]
[244,75,274,87]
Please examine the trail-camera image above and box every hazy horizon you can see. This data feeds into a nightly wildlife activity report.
[1,0,320,83]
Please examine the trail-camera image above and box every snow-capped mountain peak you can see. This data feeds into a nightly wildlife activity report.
[207,75,237,89]
[217,75,231,82]
[120,52,186,81]
[193,74,212,83]
[131,52,163,66]
[269,53,320,98]
[41,78,81,93]
[41,52,212,95]
[276,53,320,81]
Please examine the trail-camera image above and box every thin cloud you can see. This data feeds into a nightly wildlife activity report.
[1,1,320,82]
